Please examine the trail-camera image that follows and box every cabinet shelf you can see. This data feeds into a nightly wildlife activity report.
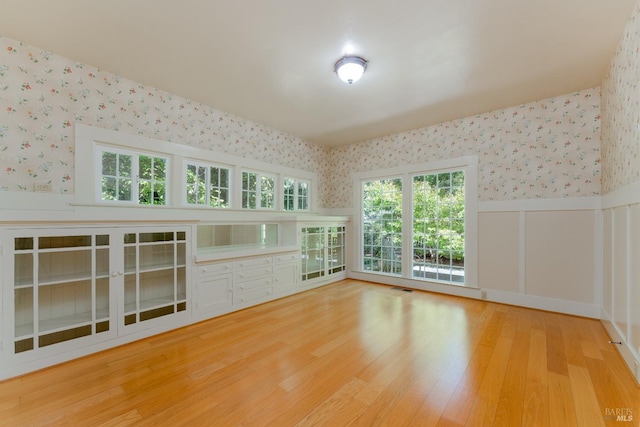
[39,311,93,334]
[124,296,183,314]
[15,323,34,339]
[15,282,34,289]
[123,263,186,275]
[38,274,92,287]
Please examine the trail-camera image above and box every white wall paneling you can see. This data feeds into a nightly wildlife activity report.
[478,197,600,318]
[601,182,640,383]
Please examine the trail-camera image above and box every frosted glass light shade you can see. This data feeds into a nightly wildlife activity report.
[334,56,367,84]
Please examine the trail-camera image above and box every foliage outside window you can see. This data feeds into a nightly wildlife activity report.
[242,171,275,209]
[362,178,403,275]
[101,148,167,205]
[284,178,310,211]
[361,169,466,284]
[412,171,465,283]
[185,161,230,208]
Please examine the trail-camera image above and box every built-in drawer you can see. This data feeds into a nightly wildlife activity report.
[274,252,299,264]
[234,276,273,294]
[196,261,233,278]
[234,256,272,269]
[234,265,273,282]
[233,286,274,305]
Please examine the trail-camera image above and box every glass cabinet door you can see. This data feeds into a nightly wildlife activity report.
[11,232,112,354]
[122,230,187,327]
[300,225,347,283]
[327,226,346,275]
[301,227,325,281]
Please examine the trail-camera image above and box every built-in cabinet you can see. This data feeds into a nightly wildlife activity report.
[193,252,300,319]
[301,225,346,284]
[11,230,115,356]
[3,226,190,368]
[1,218,347,380]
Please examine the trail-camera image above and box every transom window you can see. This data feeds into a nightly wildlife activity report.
[100,147,167,205]
[76,124,317,212]
[284,178,310,211]
[184,161,231,208]
[242,171,275,209]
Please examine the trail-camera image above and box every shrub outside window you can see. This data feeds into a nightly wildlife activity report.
[242,171,275,209]
[100,147,167,205]
[185,161,230,208]
[284,178,310,211]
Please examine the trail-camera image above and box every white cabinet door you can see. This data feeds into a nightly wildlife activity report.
[274,263,297,293]
[196,273,233,315]
[3,229,118,363]
[300,224,346,285]
[115,228,190,335]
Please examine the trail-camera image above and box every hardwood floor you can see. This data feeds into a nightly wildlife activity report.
[1,279,638,426]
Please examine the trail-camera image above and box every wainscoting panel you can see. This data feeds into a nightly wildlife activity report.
[478,198,599,318]
[478,212,520,293]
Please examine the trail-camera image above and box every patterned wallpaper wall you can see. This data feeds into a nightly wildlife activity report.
[1,36,603,210]
[601,2,640,194]
[326,89,602,208]
[0,37,330,204]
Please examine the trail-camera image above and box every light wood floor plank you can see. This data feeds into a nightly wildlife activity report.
[0,279,638,426]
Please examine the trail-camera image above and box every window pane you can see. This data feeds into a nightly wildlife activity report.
[211,168,219,187]
[220,169,229,188]
[216,189,229,207]
[261,176,274,208]
[209,167,229,208]
[298,182,308,210]
[412,171,464,284]
[102,152,116,176]
[362,178,402,276]
[119,154,132,177]
[154,157,166,180]
[186,164,197,185]
[247,173,257,191]
[102,177,117,200]
[139,156,152,180]
[153,181,166,205]
[118,178,132,201]
[139,180,151,204]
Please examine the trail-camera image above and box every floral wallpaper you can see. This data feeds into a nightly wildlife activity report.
[1,36,603,210]
[326,89,602,208]
[0,36,330,204]
[601,2,640,194]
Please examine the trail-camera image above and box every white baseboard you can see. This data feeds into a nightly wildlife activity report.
[486,289,600,318]
[350,272,601,319]
[600,308,640,385]
[349,271,482,300]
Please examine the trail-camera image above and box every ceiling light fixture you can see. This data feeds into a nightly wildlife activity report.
[334,56,368,84]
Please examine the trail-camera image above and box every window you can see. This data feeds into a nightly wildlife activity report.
[283,178,310,211]
[184,161,230,208]
[362,178,403,275]
[412,171,465,283]
[76,124,317,213]
[100,147,167,205]
[356,157,477,287]
[242,171,275,209]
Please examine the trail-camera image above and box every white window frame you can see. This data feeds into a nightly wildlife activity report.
[241,170,277,210]
[283,177,311,212]
[183,160,232,208]
[75,124,318,214]
[97,145,169,206]
[353,156,478,288]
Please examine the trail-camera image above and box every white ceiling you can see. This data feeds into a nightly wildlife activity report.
[1,0,636,147]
